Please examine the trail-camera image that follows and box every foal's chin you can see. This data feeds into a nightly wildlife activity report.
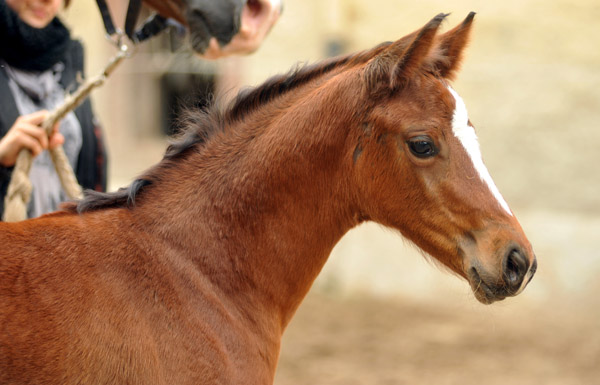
[469,282,507,305]
[466,268,502,304]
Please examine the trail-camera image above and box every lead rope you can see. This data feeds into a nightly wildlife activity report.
[2,44,129,222]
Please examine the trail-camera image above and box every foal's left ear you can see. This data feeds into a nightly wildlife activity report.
[435,12,476,80]
[364,13,447,93]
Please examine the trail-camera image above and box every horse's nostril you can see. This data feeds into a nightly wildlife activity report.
[504,249,528,291]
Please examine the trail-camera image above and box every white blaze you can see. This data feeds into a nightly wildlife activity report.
[447,86,512,216]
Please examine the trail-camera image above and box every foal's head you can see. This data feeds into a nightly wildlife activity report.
[353,13,536,304]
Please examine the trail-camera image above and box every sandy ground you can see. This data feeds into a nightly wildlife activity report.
[274,292,600,385]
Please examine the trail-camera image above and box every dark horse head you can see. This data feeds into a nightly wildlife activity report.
[144,0,282,56]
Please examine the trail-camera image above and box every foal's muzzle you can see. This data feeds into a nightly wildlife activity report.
[467,246,537,304]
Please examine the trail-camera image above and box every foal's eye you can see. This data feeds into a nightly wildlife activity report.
[407,136,438,158]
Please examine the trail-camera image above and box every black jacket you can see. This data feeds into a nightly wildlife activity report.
[0,39,107,218]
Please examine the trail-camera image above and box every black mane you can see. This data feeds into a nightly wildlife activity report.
[66,45,390,214]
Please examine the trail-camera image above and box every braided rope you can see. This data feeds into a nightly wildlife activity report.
[2,45,129,222]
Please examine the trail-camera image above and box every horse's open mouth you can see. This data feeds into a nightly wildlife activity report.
[468,268,507,305]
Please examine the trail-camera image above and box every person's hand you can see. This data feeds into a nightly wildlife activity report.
[198,0,283,60]
[0,111,65,168]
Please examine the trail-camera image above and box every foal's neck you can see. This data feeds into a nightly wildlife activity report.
[143,75,362,328]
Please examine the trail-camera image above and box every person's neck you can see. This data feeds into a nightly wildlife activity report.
[0,1,70,72]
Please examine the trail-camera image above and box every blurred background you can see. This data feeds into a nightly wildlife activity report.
[62,0,599,383]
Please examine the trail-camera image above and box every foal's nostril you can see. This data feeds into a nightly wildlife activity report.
[504,249,528,292]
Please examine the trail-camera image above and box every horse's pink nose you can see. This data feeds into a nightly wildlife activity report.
[503,248,530,294]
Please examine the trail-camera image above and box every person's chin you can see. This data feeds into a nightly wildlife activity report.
[23,13,52,29]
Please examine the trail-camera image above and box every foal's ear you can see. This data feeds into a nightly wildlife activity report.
[435,12,476,80]
[365,13,447,93]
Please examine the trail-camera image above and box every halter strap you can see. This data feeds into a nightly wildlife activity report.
[124,0,143,41]
[95,0,116,37]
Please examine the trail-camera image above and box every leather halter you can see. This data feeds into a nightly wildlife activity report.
[95,0,183,44]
